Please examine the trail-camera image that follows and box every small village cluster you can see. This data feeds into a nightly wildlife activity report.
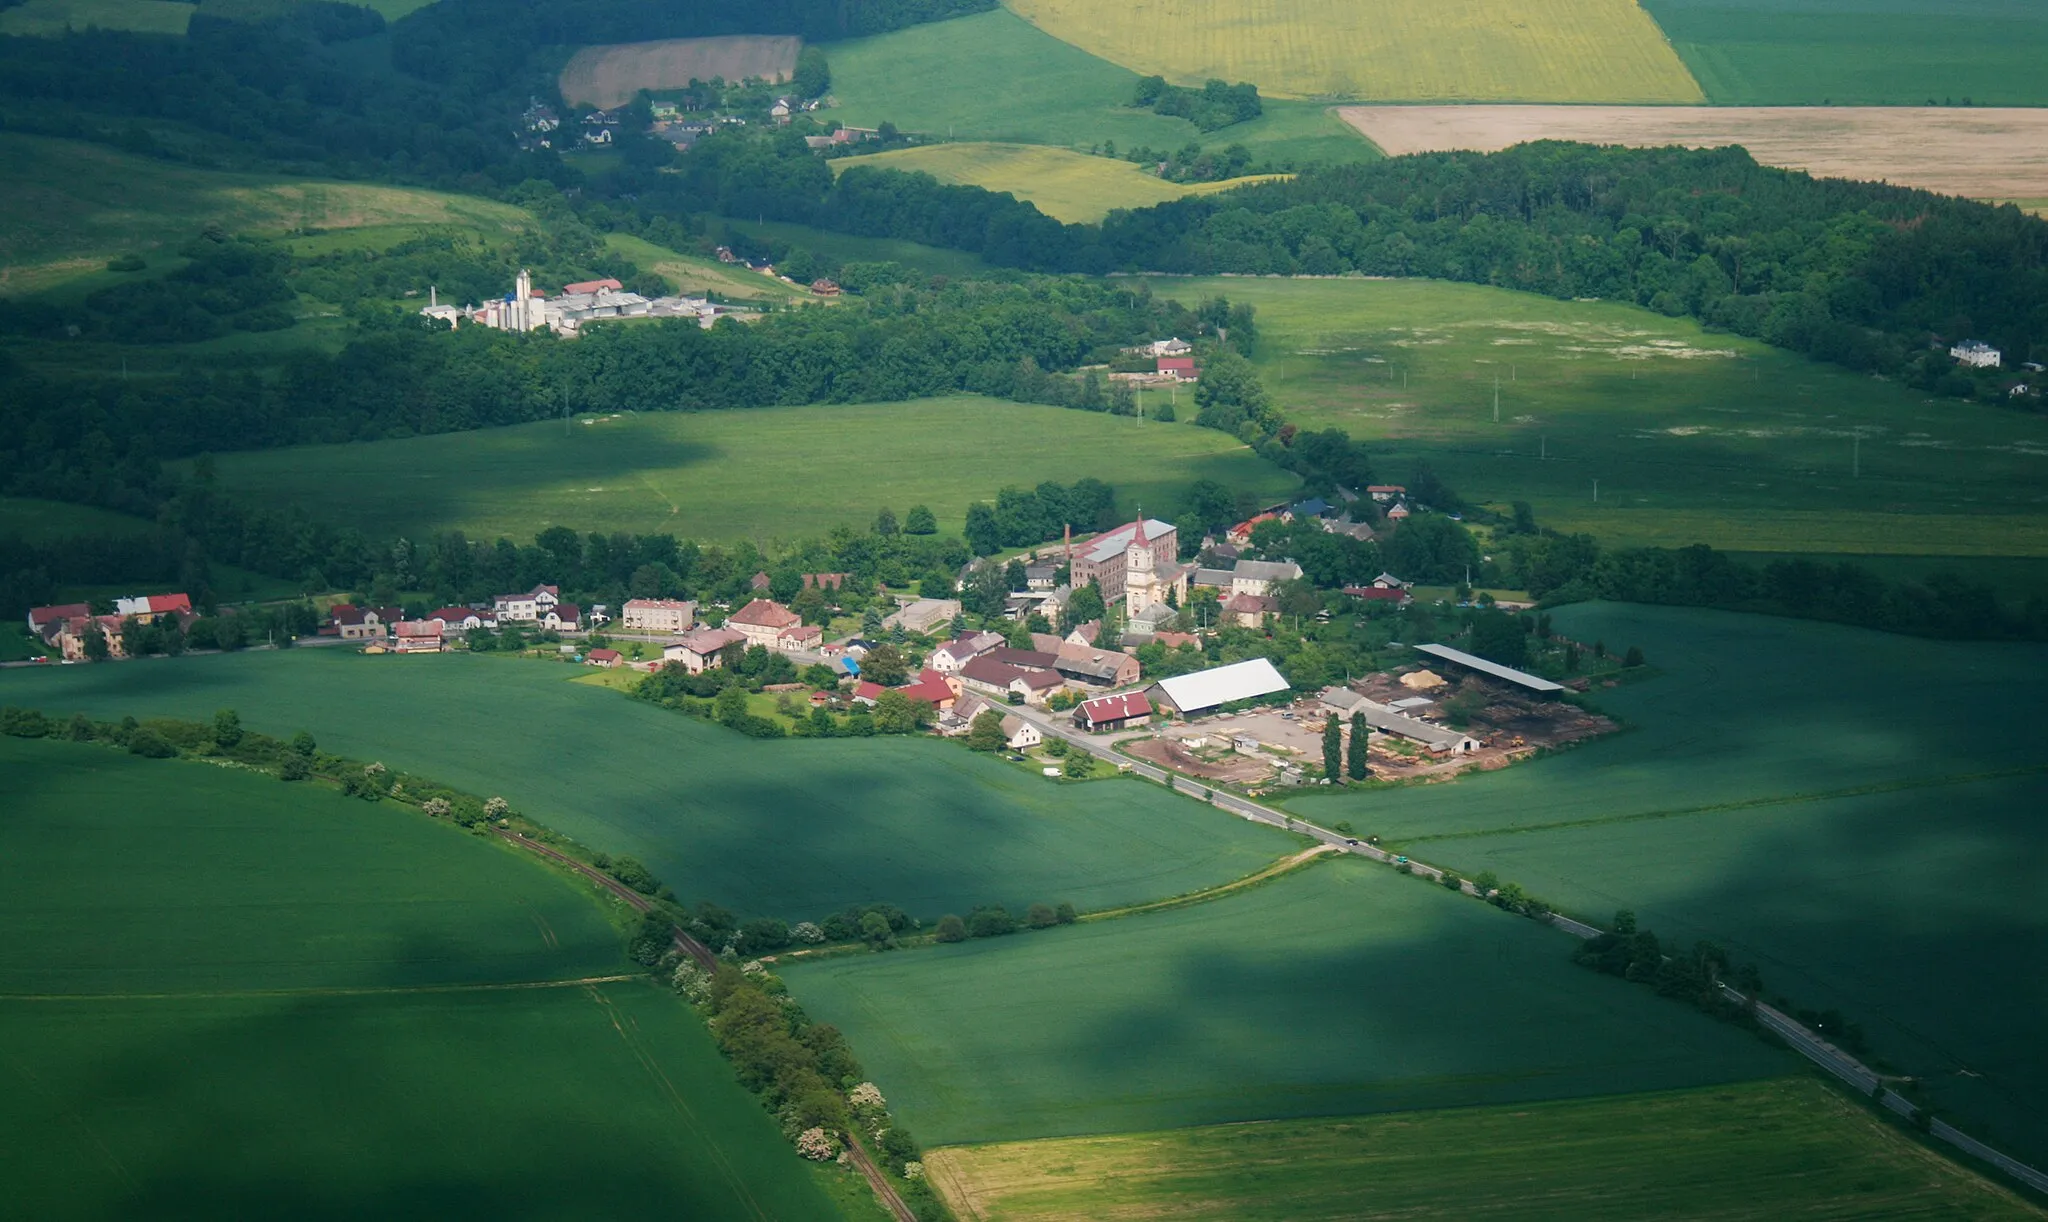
[24,593,193,661]
[417,270,728,337]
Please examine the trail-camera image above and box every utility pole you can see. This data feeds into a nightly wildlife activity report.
[1593,479,1599,504]
[1493,375,1500,423]
[1541,435,1547,460]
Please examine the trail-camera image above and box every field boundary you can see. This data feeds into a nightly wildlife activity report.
[1080,844,1338,922]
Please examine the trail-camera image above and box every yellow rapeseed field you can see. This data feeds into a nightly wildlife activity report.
[832,142,1285,223]
[1003,0,1704,102]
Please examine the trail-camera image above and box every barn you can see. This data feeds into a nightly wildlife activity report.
[1147,658,1290,718]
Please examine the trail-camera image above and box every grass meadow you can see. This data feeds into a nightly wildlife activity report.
[1286,603,2048,1166]
[780,856,1791,1144]
[192,396,1301,543]
[0,737,852,1219]
[826,9,1373,166]
[832,143,1283,224]
[1004,0,1703,103]
[0,494,158,542]
[0,133,531,297]
[1137,276,2048,578]
[0,649,1298,921]
[0,0,193,36]
[602,232,808,304]
[1645,0,2048,106]
[924,1077,2045,1221]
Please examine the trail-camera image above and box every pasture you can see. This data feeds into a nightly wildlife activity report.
[0,737,848,1219]
[0,0,192,36]
[926,1078,2044,1221]
[602,233,807,303]
[832,143,1282,224]
[1133,276,2048,570]
[193,396,1302,543]
[1645,0,2048,106]
[1287,603,2048,1165]
[0,650,1298,922]
[559,35,800,110]
[1339,105,2048,204]
[1004,0,1704,103]
[780,857,1790,1144]
[0,133,530,296]
[825,9,1372,167]
[0,494,158,542]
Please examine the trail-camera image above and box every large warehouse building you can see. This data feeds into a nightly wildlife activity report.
[1148,658,1291,717]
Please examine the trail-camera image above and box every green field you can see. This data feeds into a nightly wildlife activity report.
[1286,603,2048,1165]
[192,396,1301,543]
[0,0,193,36]
[827,9,1374,167]
[927,1078,2044,1221]
[0,736,852,1219]
[780,857,1790,1144]
[0,495,158,542]
[832,143,1284,224]
[1134,276,2048,571]
[1645,0,2048,105]
[0,650,1298,921]
[1006,0,1703,103]
[721,218,996,280]
[603,232,808,304]
[0,133,531,297]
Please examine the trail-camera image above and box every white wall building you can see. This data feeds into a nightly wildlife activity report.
[1951,340,2002,369]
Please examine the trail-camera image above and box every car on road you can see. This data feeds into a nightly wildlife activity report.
[1344,838,1361,846]
[1393,855,1409,865]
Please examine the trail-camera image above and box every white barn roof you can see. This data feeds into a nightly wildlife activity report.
[1412,643,1565,693]
[1152,658,1290,713]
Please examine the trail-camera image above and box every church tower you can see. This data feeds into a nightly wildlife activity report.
[1124,520,1160,613]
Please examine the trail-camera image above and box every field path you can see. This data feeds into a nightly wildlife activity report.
[1081,844,1338,922]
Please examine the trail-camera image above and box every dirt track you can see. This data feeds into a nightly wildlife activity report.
[1339,105,2048,201]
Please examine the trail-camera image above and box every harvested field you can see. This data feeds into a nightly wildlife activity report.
[559,35,799,110]
[1340,104,2048,201]
[1005,0,1703,103]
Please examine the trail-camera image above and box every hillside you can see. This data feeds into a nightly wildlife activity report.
[831,143,1283,223]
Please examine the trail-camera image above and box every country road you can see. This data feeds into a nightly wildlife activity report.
[1014,701,2048,1197]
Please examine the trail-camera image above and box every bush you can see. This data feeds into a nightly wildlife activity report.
[1,707,50,738]
[934,914,967,943]
[1026,903,1057,929]
[1054,902,1077,924]
[279,754,311,781]
[1623,645,1646,667]
[127,728,176,758]
[967,906,1016,938]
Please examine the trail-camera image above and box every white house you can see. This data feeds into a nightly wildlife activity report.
[664,627,746,673]
[1951,340,2002,369]
[931,631,1004,674]
[1230,559,1302,598]
[1000,714,1043,751]
[493,584,559,623]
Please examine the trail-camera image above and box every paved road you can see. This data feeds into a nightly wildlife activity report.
[1020,701,2048,1196]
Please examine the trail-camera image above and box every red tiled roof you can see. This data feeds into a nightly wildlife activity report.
[330,604,367,626]
[729,598,801,629]
[553,603,581,621]
[1343,586,1409,601]
[1158,357,1197,374]
[563,278,623,294]
[393,621,441,638]
[1152,631,1199,648]
[430,607,475,622]
[146,593,192,614]
[1079,692,1152,723]
[587,648,622,662]
[28,603,90,629]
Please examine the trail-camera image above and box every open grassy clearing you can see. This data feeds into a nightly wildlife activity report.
[1134,276,2048,569]
[602,232,806,303]
[0,736,849,1219]
[0,650,1297,921]
[0,134,530,296]
[559,34,800,111]
[1006,0,1702,103]
[0,0,192,36]
[194,396,1301,543]
[0,495,158,543]
[826,9,1373,167]
[781,857,1789,1144]
[1285,603,2048,1165]
[832,143,1282,224]
[1340,105,2048,204]
[1645,0,2048,106]
[719,217,995,279]
[928,1078,2045,1221]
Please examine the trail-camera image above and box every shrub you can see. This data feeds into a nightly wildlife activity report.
[792,921,825,944]
[1441,872,1462,890]
[483,796,509,821]
[1054,901,1077,924]
[848,1082,886,1111]
[279,755,311,781]
[2,707,51,738]
[127,729,176,758]
[1623,645,1646,667]
[968,907,1016,938]
[421,797,450,817]
[1026,903,1057,929]
[795,1127,838,1161]
[934,914,967,943]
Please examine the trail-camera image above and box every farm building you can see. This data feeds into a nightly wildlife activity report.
[391,621,443,654]
[113,593,192,622]
[1411,644,1565,695]
[1074,691,1153,732]
[1148,658,1290,717]
[1319,686,1478,754]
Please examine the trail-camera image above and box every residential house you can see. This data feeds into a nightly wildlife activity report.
[1366,485,1407,502]
[663,626,746,673]
[726,598,802,650]
[930,631,1004,674]
[392,621,443,653]
[1951,340,2002,369]
[47,614,129,661]
[957,655,1063,706]
[429,606,489,633]
[1221,592,1276,628]
[999,714,1042,751]
[853,668,959,711]
[893,598,960,634]
[1071,519,1178,605]
[1065,621,1101,647]
[493,585,559,623]
[750,572,773,593]
[1157,356,1198,381]
[1231,559,1302,598]
[1147,658,1290,717]
[1287,498,1331,520]
[1128,601,1180,635]
[1192,566,1235,592]
[1370,572,1413,590]
[1324,517,1377,541]
[810,279,841,297]
[1147,337,1192,357]
[586,647,623,668]
[329,604,402,641]
[1385,502,1411,521]
[1024,563,1058,590]
[1152,631,1199,649]
[1073,691,1153,733]
[983,646,1061,672]
[1225,513,1278,546]
[622,598,697,634]
[777,623,823,653]
[1343,585,1411,605]
[113,593,192,623]
[938,692,993,736]
[1053,643,1142,687]
[27,603,89,634]
[540,604,582,632]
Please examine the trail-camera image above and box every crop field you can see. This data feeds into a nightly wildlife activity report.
[602,233,806,304]
[780,857,1789,1144]
[1644,0,2048,106]
[826,9,1373,167]
[0,134,530,297]
[1005,0,1704,103]
[1133,276,2048,572]
[0,737,848,1219]
[193,397,1301,543]
[1340,105,2048,203]
[1285,603,2048,1165]
[559,35,800,111]
[0,650,1297,922]
[0,0,192,36]
[926,1078,2045,1221]
[0,494,158,542]
[833,143,1282,224]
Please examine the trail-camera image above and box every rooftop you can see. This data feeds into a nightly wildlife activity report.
[1412,643,1565,693]
[1151,658,1290,712]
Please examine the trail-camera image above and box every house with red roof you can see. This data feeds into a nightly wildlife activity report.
[429,606,491,633]
[27,603,89,634]
[664,627,746,673]
[540,603,582,632]
[493,584,558,623]
[561,278,623,295]
[1073,691,1153,732]
[852,668,959,712]
[1222,592,1276,628]
[114,593,192,623]
[46,614,130,661]
[392,621,443,653]
[585,647,623,668]
[329,604,402,641]
[1226,513,1279,547]
[777,622,823,653]
[726,598,802,651]
[958,655,1065,706]
[1157,356,1199,381]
